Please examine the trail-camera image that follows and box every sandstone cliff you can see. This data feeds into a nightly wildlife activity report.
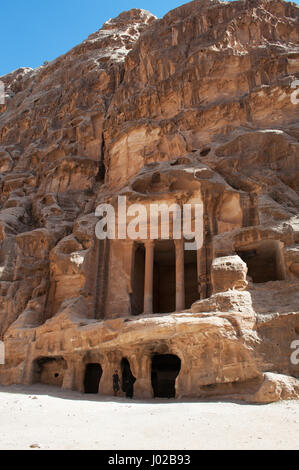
[0,0,298,403]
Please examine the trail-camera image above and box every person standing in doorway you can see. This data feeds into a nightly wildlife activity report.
[113,370,120,397]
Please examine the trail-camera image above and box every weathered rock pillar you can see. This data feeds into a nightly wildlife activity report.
[62,359,75,390]
[175,239,185,311]
[99,353,121,396]
[144,240,154,314]
[129,352,153,399]
[22,339,37,385]
[73,358,85,393]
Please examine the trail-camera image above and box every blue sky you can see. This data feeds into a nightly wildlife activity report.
[0,0,298,76]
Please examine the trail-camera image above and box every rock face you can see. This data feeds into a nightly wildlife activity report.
[0,0,298,403]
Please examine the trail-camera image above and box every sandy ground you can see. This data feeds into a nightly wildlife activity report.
[0,384,298,450]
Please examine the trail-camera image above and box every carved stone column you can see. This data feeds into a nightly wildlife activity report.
[99,352,122,396]
[175,239,185,311]
[62,359,75,390]
[197,248,203,300]
[125,240,135,315]
[129,352,153,399]
[73,358,85,393]
[144,240,154,314]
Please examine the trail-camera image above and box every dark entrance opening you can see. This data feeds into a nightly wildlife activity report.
[151,354,181,398]
[237,240,284,284]
[153,241,176,313]
[131,243,145,316]
[84,363,103,394]
[121,358,136,399]
[33,356,66,387]
[184,249,198,308]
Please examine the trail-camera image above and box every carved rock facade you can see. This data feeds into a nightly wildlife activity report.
[0,0,298,403]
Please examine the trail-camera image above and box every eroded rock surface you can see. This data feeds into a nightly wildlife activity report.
[0,0,298,403]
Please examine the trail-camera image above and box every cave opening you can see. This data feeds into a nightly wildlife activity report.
[151,354,181,398]
[237,240,285,283]
[131,243,145,316]
[121,358,136,399]
[84,363,103,394]
[96,132,106,182]
[153,240,176,314]
[33,356,66,387]
[184,249,198,308]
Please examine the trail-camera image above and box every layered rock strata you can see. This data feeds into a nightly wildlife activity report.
[0,0,298,402]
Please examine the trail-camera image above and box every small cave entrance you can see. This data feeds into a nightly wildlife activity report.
[151,354,181,398]
[184,249,198,308]
[131,243,145,316]
[96,133,106,182]
[33,356,66,387]
[84,363,103,394]
[121,358,136,399]
[237,240,285,283]
[153,240,176,314]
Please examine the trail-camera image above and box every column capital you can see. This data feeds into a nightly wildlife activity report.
[174,238,184,248]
